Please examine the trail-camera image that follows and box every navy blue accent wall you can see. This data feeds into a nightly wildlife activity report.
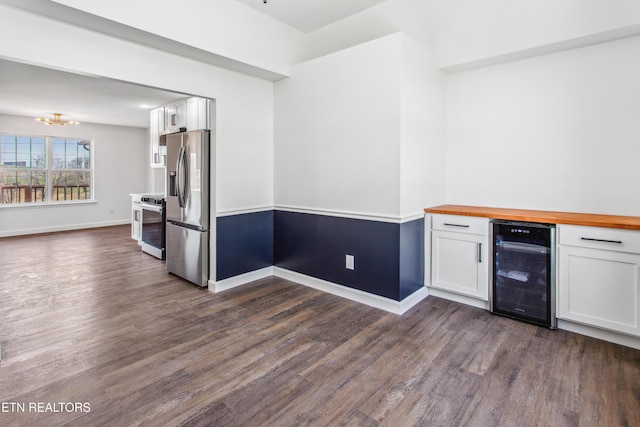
[216,210,273,281]
[275,211,423,301]
[399,218,425,300]
[217,210,425,302]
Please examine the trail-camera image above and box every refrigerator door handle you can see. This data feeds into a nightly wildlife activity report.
[176,146,187,208]
[180,146,189,205]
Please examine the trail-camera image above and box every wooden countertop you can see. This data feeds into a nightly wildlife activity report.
[424,204,640,231]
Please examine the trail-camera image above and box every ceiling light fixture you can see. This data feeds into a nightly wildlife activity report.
[35,113,79,126]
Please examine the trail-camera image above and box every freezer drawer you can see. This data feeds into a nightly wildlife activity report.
[166,221,209,288]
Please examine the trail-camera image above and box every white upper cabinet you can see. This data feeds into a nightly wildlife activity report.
[150,97,211,167]
[187,97,210,131]
[163,100,187,134]
[150,107,166,168]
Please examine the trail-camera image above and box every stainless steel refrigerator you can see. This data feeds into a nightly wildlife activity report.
[165,129,210,288]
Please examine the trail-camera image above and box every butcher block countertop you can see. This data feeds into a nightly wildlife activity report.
[424,204,640,231]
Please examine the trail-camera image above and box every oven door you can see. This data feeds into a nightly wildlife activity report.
[141,203,166,259]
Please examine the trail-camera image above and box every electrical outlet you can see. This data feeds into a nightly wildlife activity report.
[346,254,355,270]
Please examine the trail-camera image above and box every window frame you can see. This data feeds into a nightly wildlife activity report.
[0,133,95,207]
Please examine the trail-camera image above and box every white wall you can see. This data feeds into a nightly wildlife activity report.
[275,34,402,219]
[400,35,447,217]
[445,35,640,216]
[0,114,145,236]
[0,4,274,218]
[275,33,446,221]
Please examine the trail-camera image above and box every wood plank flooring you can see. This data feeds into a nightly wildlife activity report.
[0,225,639,426]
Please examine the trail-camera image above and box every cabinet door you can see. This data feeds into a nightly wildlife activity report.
[558,246,640,336]
[197,97,209,129]
[150,107,164,168]
[431,230,488,300]
[165,100,187,132]
[131,205,142,243]
[186,97,210,131]
[186,97,199,131]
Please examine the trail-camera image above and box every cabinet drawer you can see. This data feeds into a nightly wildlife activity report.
[431,214,488,235]
[558,225,640,254]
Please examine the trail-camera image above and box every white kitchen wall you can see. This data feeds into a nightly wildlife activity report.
[445,35,640,216]
[0,3,274,217]
[0,114,145,237]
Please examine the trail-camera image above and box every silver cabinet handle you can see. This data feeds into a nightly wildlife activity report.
[581,237,623,244]
[478,242,482,263]
[444,223,470,228]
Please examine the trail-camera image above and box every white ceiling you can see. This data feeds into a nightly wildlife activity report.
[235,0,389,33]
[0,59,188,128]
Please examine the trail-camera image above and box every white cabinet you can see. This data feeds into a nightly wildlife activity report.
[558,224,640,337]
[186,97,210,131]
[150,107,166,168]
[150,97,210,167]
[429,214,489,300]
[163,100,187,133]
[131,195,142,244]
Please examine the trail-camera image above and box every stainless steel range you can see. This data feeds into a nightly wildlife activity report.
[140,195,166,259]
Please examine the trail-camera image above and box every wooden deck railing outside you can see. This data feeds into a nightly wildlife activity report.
[1,185,90,204]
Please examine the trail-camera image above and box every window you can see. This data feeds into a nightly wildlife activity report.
[0,134,93,205]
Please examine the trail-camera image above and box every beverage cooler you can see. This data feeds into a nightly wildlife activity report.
[491,220,556,329]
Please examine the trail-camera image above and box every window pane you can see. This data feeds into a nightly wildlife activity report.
[1,135,17,166]
[52,139,88,169]
[66,140,78,168]
[16,136,31,167]
[0,169,46,204]
[50,170,91,201]
[1,136,46,168]
[52,138,66,169]
[78,141,91,169]
[31,138,46,168]
[79,171,91,199]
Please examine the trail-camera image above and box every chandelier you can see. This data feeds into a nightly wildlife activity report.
[35,113,79,126]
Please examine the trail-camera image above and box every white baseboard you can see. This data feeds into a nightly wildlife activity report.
[208,266,429,314]
[0,219,130,238]
[427,287,490,310]
[273,267,429,315]
[209,266,274,293]
[557,319,640,350]
[426,288,640,350]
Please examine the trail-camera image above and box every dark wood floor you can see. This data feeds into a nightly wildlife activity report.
[0,225,639,426]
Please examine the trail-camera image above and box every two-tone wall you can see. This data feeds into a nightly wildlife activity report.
[215,33,445,307]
